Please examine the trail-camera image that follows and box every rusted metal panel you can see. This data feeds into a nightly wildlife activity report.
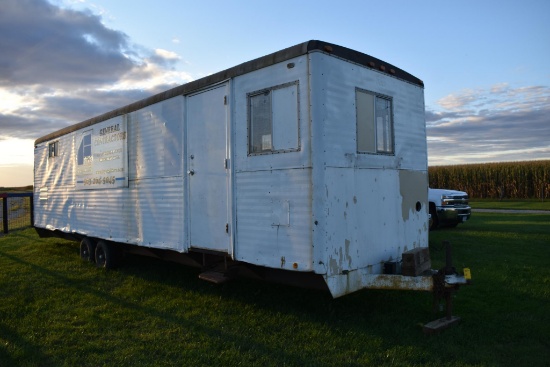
[362,274,433,291]
[402,247,432,276]
[325,268,433,298]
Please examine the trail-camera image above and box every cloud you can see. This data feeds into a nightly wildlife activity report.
[0,0,135,88]
[0,0,192,142]
[427,84,550,165]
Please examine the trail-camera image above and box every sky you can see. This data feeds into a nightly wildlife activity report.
[0,0,549,187]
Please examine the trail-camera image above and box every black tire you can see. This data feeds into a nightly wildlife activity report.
[95,240,117,269]
[80,238,96,262]
[429,205,439,231]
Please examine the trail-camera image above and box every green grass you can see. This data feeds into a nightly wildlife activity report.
[1,214,549,366]
[470,199,550,211]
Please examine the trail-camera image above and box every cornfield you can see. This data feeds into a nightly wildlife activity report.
[429,160,550,200]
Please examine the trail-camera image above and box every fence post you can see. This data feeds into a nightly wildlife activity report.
[30,194,34,227]
[2,195,8,234]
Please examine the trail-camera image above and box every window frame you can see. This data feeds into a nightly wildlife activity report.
[355,88,395,155]
[247,81,300,156]
[48,141,59,158]
[77,131,93,166]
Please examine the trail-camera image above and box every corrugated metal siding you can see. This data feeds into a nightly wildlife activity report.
[235,169,313,271]
[128,96,184,179]
[231,56,314,270]
[34,96,185,251]
[34,134,75,231]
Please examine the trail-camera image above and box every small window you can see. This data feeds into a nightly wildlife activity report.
[356,89,394,154]
[248,82,299,154]
[48,141,59,158]
[77,131,92,165]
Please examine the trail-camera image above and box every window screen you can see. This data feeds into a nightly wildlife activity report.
[249,82,299,154]
[356,89,394,154]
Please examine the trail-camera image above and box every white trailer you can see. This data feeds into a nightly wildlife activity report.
[34,40,432,298]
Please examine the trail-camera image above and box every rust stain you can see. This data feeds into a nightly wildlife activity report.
[345,239,352,268]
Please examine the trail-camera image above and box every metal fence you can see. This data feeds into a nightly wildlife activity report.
[0,193,34,234]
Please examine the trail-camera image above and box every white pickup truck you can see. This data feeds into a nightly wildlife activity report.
[428,188,471,230]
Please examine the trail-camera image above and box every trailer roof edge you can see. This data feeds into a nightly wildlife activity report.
[35,40,423,145]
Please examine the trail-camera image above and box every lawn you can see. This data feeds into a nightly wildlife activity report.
[469,198,550,211]
[0,212,549,366]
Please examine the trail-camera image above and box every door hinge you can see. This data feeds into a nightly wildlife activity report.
[225,223,229,233]
[224,158,229,169]
[224,95,227,105]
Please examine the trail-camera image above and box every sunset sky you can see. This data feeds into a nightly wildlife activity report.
[1,0,549,187]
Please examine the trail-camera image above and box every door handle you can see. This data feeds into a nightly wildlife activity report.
[187,169,195,176]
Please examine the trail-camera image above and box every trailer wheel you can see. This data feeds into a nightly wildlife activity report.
[95,240,117,269]
[80,238,96,263]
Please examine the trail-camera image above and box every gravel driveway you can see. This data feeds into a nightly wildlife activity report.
[472,209,550,214]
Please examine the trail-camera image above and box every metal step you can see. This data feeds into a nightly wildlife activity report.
[198,270,230,284]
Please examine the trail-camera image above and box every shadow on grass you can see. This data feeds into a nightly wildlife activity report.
[0,321,57,367]
[0,247,341,365]
[6,223,548,366]
[0,236,447,366]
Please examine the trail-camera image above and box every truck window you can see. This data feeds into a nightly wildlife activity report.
[248,81,299,155]
[356,89,394,154]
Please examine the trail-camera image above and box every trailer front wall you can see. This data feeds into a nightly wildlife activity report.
[34,96,186,251]
[308,51,428,297]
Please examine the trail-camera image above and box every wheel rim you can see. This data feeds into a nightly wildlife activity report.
[81,240,91,261]
[97,248,105,267]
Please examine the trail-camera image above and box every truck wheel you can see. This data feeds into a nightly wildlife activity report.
[429,205,439,231]
[80,238,96,262]
[95,240,117,269]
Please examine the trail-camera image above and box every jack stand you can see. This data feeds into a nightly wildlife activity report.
[423,288,461,334]
[423,241,463,334]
